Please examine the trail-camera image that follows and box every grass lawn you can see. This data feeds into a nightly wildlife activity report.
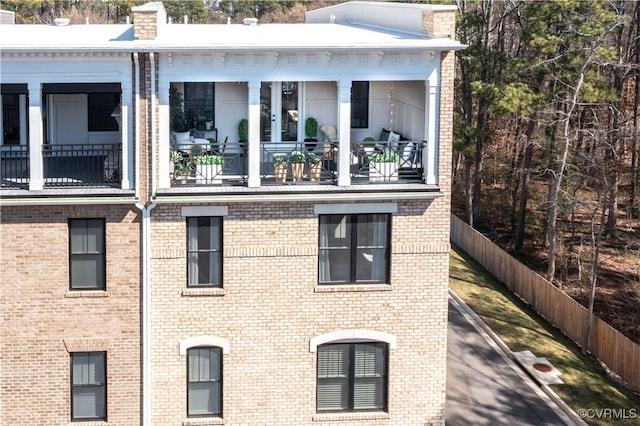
[449,245,640,426]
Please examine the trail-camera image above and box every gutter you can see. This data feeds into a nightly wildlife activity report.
[136,201,157,426]
[150,52,157,199]
[133,52,140,200]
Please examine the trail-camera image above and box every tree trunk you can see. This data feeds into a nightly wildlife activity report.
[464,156,474,226]
[515,116,537,253]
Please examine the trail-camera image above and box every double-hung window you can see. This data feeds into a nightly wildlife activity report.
[187,217,222,287]
[317,343,388,412]
[71,352,107,421]
[69,219,105,290]
[187,347,222,417]
[318,214,390,284]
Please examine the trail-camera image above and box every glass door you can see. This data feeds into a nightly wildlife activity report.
[260,81,299,142]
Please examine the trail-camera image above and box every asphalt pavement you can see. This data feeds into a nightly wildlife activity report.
[446,295,575,425]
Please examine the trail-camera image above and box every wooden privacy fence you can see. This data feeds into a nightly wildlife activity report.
[450,214,640,392]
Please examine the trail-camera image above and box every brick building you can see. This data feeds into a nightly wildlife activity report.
[1,2,463,424]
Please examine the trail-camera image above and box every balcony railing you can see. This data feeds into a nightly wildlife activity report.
[42,143,122,188]
[260,142,337,185]
[350,140,425,184]
[167,140,426,188]
[1,145,30,189]
[171,141,248,186]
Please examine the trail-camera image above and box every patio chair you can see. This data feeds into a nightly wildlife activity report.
[319,124,337,159]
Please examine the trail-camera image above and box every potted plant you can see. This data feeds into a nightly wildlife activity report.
[288,150,306,183]
[170,146,190,184]
[304,117,318,152]
[204,111,214,130]
[170,85,189,136]
[368,151,400,182]
[273,153,288,183]
[195,153,225,184]
[307,152,322,182]
[238,118,249,143]
[363,137,376,155]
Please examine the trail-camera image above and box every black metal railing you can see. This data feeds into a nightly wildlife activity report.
[1,145,30,189]
[42,143,122,188]
[260,142,337,185]
[350,140,425,184]
[171,141,248,186]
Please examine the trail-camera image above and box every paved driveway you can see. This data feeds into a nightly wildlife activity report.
[446,297,572,425]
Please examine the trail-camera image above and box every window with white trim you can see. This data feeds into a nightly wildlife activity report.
[317,342,388,412]
[71,351,107,421]
[318,214,390,284]
[187,217,223,287]
[187,346,222,417]
[69,219,106,290]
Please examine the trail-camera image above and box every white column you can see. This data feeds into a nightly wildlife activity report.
[425,78,439,185]
[121,83,132,189]
[337,81,351,186]
[28,82,44,190]
[247,81,261,187]
[158,83,171,189]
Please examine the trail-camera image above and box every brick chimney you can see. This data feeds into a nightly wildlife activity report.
[422,8,456,39]
[132,2,166,40]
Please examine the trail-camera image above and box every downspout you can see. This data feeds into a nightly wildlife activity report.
[150,52,157,198]
[134,52,140,200]
[136,201,156,426]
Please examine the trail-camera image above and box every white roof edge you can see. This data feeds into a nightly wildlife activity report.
[308,1,457,13]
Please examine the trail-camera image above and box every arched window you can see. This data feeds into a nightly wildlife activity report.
[180,336,229,418]
[311,330,395,413]
[187,346,222,417]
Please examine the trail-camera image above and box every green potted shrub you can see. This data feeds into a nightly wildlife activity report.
[368,152,400,183]
[204,111,214,130]
[307,152,322,182]
[170,146,190,183]
[238,118,249,143]
[170,85,189,133]
[195,153,225,184]
[304,117,318,152]
[288,150,306,183]
[273,153,288,183]
[363,137,376,155]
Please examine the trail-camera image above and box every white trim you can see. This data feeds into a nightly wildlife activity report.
[309,329,397,352]
[181,206,229,217]
[313,202,397,215]
[179,336,231,355]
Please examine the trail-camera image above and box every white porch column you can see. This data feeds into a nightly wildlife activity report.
[158,83,171,189]
[121,83,132,189]
[247,81,261,188]
[337,81,352,186]
[425,78,439,185]
[28,82,44,191]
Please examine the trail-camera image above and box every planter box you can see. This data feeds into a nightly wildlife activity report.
[196,164,222,184]
[308,163,322,182]
[274,163,287,183]
[369,161,399,182]
[291,163,304,183]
